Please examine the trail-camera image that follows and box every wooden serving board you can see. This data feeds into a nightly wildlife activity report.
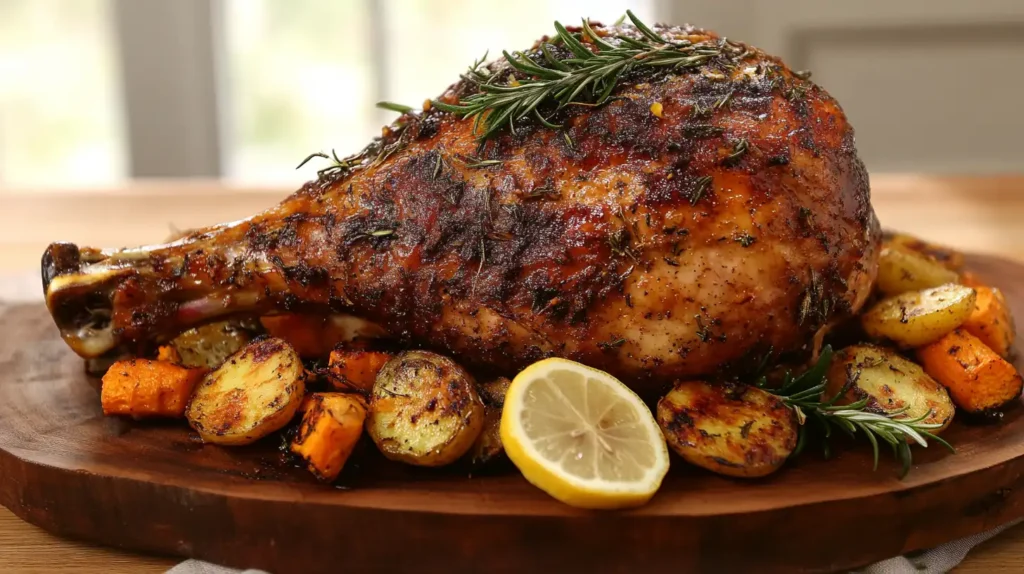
[2,255,1024,574]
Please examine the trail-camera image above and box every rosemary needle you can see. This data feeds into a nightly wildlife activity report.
[376,101,415,114]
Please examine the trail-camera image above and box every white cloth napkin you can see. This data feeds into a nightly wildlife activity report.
[166,519,1021,574]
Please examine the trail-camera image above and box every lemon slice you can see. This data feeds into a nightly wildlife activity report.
[500,358,669,509]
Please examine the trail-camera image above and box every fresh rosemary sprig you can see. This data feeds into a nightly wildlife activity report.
[376,101,415,114]
[762,346,954,478]
[432,10,724,140]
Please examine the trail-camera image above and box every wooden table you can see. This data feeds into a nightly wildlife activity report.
[2,175,1024,573]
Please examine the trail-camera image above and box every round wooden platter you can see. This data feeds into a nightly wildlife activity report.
[3,255,1024,574]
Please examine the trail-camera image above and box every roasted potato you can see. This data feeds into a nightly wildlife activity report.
[656,381,798,478]
[861,284,976,348]
[876,246,960,296]
[478,376,511,407]
[186,337,306,445]
[824,345,954,433]
[467,403,504,467]
[917,329,1023,414]
[291,393,367,482]
[962,285,1015,358]
[885,233,965,271]
[367,350,485,467]
[327,347,393,393]
[172,321,252,369]
[465,377,510,466]
[101,358,205,418]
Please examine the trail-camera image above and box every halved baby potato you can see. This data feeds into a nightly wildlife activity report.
[467,403,504,467]
[367,350,485,467]
[824,345,954,433]
[656,381,798,478]
[885,233,965,271]
[186,337,306,445]
[876,246,960,296]
[467,376,511,466]
[172,320,253,369]
[861,283,976,348]
[478,376,511,407]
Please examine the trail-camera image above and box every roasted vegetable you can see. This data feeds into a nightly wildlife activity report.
[466,377,510,466]
[186,337,306,445]
[875,246,960,296]
[260,313,387,359]
[367,350,485,466]
[861,284,976,348]
[824,345,954,433]
[156,345,183,364]
[327,347,393,393]
[885,233,965,271]
[917,329,1023,414]
[172,321,252,369]
[959,271,985,289]
[290,393,367,482]
[478,376,511,407]
[962,285,1015,358]
[656,381,798,478]
[101,359,205,418]
[467,403,504,467]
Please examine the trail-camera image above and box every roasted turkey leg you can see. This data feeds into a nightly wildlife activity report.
[42,21,879,393]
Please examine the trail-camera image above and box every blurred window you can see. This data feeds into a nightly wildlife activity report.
[0,0,655,187]
[222,0,653,185]
[0,0,125,186]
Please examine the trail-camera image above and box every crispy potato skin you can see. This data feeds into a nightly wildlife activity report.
[885,233,964,271]
[467,377,510,466]
[861,284,976,348]
[367,350,485,466]
[327,348,393,393]
[917,329,1023,415]
[186,337,306,445]
[478,376,511,407]
[291,392,367,482]
[876,246,960,296]
[824,345,954,432]
[656,381,797,478]
[101,358,204,418]
[172,321,251,369]
[467,403,504,467]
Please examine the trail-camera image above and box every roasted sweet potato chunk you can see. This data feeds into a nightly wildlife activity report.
[291,393,367,482]
[961,285,1015,358]
[917,329,1023,414]
[101,359,204,418]
[327,348,393,393]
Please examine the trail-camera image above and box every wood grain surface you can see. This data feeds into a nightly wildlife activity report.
[2,254,1024,573]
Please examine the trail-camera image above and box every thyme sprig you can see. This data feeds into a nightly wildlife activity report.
[432,10,724,140]
[762,346,954,478]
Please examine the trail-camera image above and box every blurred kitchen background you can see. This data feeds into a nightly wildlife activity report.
[1,0,1023,275]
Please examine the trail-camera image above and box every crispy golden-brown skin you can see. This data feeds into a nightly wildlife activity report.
[43,21,880,394]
